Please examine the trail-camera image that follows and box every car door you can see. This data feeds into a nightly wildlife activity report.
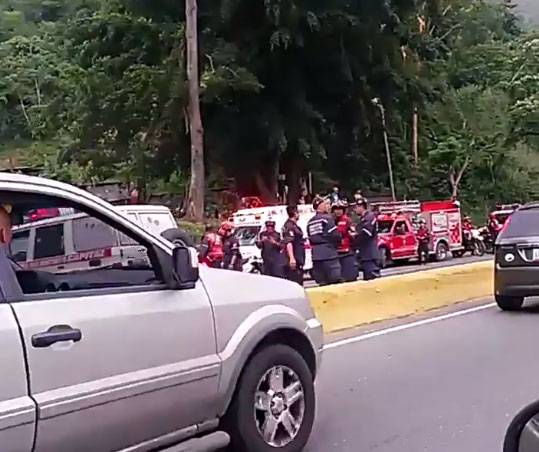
[0,304,35,452]
[391,221,406,258]
[403,221,419,257]
[9,203,220,452]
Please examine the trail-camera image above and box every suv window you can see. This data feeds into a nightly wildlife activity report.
[378,221,393,234]
[236,226,260,246]
[34,224,65,259]
[395,221,409,234]
[10,200,162,296]
[10,230,30,262]
[73,217,116,252]
[502,210,539,238]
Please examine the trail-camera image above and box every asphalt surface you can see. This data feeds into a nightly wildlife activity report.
[304,254,492,288]
[306,298,539,451]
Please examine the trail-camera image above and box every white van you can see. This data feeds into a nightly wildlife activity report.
[232,205,315,272]
[10,205,177,274]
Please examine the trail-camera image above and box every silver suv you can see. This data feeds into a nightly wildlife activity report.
[0,174,323,452]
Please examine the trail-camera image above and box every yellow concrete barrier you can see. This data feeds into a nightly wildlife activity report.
[306,261,494,333]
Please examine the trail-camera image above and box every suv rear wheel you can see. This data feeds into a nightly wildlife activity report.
[495,295,524,311]
[224,344,315,452]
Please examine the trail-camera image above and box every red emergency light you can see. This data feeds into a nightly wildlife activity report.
[28,208,60,222]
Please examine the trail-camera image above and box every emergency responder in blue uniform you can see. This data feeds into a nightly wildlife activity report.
[256,220,285,278]
[355,197,380,281]
[307,196,342,286]
[220,222,243,271]
[282,205,305,285]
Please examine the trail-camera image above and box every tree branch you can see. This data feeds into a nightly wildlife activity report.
[17,92,31,129]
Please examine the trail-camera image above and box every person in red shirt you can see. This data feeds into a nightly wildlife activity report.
[487,213,502,240]
[199,224,224,268]
[332,201,358,282]
[416,218,431,265]
[462,215,474,232]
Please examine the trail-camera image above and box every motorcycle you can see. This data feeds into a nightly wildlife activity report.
[242,255,264,274]
[479,227,495,254]
[467,229,485,256]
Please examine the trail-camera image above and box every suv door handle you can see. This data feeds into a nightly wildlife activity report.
[31,325,82,348]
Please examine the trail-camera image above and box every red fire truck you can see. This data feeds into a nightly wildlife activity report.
[373,199,464,266]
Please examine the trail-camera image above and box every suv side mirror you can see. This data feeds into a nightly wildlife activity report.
[173,246,199,285]
[503,400,539,452]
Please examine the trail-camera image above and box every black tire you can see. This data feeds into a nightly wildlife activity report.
[160,227,194,247]
[223,344,315,452]
[495,295,524,311]
[473,240,485,257]
[435,242,449,262]
[379,247,391,268]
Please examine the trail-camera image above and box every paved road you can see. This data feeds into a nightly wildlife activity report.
[306,299,539,451]
[304,254,492,288]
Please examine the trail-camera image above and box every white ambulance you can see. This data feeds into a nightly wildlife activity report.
[231,205,315,273]
[9,205,177,273]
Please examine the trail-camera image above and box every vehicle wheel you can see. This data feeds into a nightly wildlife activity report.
[473,240,485,257]
[160,228,194,247]
[223,344,315,452]
[379,247,392,268]
[435,242,449,261]
[495,295,524,311]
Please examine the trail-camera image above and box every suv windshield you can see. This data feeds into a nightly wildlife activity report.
[235,226,261,246]
[501,209,539,238]
[378,221,394,234]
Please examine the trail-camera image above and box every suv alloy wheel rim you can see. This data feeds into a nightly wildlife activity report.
[253,365,306,447]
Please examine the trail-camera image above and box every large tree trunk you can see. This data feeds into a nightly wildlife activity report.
[448,157,470,199]
[185,0,205,222]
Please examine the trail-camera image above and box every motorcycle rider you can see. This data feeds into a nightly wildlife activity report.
[463,215,474,233]
[220,221,242,271]
[282,205,305,285]
[487,213,502,241]
[307,196,342,286]
[256,220,285,278]
[332,201,359,282]
[416,218,431,265]
[355,197,380,281]
[199,224,224,268]
[462,215,474,250]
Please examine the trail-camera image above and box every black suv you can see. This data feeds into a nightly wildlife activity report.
[495,203,539,311]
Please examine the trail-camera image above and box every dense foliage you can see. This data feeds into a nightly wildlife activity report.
[0,0,538,218]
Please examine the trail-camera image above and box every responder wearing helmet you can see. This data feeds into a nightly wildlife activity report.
[355,197,380,281]
[307,196,342,286]
[416,218,431,265]
[220,221,242,271]
[332,200,359,282]
[198,224,224,268]
[256,219,285,278]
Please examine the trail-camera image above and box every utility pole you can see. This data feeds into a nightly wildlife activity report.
[185,0,205,222]
[373,98,396,202]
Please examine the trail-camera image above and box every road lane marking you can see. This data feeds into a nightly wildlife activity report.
[323,302,497,350]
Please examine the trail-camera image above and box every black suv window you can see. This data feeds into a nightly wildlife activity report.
[502,210,539,238]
